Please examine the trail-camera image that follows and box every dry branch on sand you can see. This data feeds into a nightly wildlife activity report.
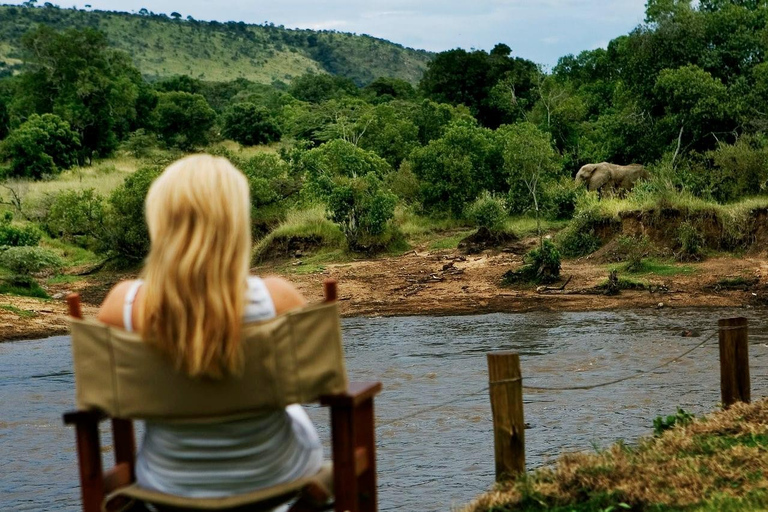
[462,399,768,512]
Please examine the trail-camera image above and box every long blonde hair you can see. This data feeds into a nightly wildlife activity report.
[142,155,251,378]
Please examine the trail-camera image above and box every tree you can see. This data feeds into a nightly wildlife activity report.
[15,26,144,156]
[288,73,358,103]
[222,103,282,146]
[499,122,562,241]
[301,140,395,249]
[153,92,216,150]
[409,122,504,216]
[419,44,539,128]
[102,166,161,263]
[1,113,81,179]
[363,77,416,102]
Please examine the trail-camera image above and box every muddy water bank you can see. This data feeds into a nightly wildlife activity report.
[2,309,768,511]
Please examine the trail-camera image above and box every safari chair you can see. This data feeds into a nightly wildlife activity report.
[62,280,381,512]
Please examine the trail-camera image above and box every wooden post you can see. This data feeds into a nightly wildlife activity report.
[487,351,525,480]
[719,317,750,407]
[324,278,338,302]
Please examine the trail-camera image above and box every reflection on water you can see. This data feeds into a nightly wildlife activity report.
[2,308,767,511]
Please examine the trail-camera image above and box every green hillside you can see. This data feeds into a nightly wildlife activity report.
[0,4,432,85]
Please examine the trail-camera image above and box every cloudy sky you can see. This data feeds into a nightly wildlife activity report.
[13,1,649,66]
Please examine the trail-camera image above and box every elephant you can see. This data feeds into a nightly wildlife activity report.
[574,162,649,196]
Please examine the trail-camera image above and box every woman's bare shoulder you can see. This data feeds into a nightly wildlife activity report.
[261,276,307,315]
[97,280,139,326]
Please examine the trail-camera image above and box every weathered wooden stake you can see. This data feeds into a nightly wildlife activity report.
[718,317,750,408]
[487,351,525,480]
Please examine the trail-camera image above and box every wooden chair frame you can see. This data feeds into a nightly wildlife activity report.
[63,280,380,512]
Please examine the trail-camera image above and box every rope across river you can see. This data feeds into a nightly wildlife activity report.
[376,330,719,429]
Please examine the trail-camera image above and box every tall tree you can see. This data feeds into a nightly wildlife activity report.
[14,26,144,156]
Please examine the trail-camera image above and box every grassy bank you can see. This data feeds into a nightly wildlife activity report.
[463,400,768,512]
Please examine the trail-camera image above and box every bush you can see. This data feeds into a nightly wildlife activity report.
[222,103,282,146]
[465,192,507,232]
[121,129,159,158]
[0,246,63,275]
[543,178,583,220]
[101,166,161,263]
[1,113,81,179]
[676,221,705,260]
[615,234,652,272]
[0,211,41,247]
[44,189,106,249]
[502,240,561,285]
[239,153,301,235]
[556,201,609,257]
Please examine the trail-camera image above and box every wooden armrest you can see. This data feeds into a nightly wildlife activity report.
[63,409,106,425]
[320,382,382,408]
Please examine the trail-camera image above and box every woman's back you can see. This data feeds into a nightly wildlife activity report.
[106,276,323,497]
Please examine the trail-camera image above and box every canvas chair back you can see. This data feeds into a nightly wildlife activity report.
[69,301,348,421]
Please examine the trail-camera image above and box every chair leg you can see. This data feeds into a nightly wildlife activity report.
[354,398,377,512]
[73,414,105,512]
[328,396,378,512]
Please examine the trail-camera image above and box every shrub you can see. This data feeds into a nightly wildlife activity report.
[384,161,420,204]
[45,189,106,249]
[502,240,561,285]
[465,192,507,232]
[0,246,63,275]
[676,221,705,261]
[101,166,161,263]
[556,201,609,257]
[615,234,652,272]
[653,408,694,436]
[239,153,301,234]
[0,211,41,247]
[121,129,159,158]
[1,113,81,179]
[543,178,583,220]
[707,135,768,202]
[221,103,282,146]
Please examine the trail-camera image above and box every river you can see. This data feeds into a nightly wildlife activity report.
[2,308,767,511]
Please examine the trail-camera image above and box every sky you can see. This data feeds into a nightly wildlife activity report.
[12,0,650,66]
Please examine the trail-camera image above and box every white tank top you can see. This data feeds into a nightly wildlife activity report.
[128,277,323,497]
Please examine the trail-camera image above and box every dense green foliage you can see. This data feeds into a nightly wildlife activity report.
[5,1,768,270]
[0,245,62,275]
[44,189,106,249]
[13,25,146,156]
[0,211,41,247]
[1,113,81,179]
[102,166,161,262]
[301,140,396,249]
[466,192,507,232]
[221,103,282,146]
[153,92,216,149]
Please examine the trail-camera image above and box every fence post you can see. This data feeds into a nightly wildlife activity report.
[718,317,750,408]
[487,351,525,480]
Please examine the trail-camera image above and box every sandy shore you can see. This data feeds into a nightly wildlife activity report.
[1,247,764,342]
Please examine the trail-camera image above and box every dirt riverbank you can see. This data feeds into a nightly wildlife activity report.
[1,244,765,342]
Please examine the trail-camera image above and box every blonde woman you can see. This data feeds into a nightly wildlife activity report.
[97,155,323,497]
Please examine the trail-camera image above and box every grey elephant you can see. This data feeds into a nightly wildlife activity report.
[575,162,649,195]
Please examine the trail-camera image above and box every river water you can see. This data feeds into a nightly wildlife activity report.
[2,309,768,511]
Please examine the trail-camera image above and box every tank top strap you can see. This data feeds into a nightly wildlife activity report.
[244,276,277,322]
[123,280,144,332]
